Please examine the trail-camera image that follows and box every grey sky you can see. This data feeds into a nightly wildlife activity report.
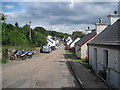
[3,2,118,34]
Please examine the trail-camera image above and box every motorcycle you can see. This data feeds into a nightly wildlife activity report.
[10,50,33,60]
[24,51,33,58]
[10,54,17,60]
[16,51,27,60]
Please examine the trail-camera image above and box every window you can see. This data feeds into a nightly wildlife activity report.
[94,48,97,71]
[94,48,97,62]
[104,50,108,66]
[77,48,81,52]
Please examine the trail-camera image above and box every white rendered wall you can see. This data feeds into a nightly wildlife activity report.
[81,43,88,59]
[96,24,107,35]
[75,45,81,58]
[88,45,119,89]
[109,16,120,25]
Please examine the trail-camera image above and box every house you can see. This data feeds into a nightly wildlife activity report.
[88,12,120,89]
[69,37,80,48]
[66,37,73,46]
[47,35,57,49]
[75,31,96,59]
[75,17,108,59]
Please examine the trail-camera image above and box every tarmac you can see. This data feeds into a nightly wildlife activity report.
[68,60,111,90]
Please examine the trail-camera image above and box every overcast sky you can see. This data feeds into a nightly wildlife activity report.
[2,1,118,34]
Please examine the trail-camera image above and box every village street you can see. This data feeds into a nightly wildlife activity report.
[2,44,79,88]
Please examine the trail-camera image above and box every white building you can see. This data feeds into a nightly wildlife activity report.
[75,31,96,59]
[47,35,57,49]
[69,37,80,48]
[75,16,109,59]
[66,37,73,46]
[88,12,120,89]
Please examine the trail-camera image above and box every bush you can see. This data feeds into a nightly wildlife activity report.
[98,70,107,80]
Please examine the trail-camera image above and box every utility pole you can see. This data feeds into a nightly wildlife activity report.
[29,21,31,38]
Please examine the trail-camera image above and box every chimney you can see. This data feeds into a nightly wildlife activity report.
[88,26,90,29]
[107,11,120,25]
[114,11,117,14]
[85,27,92,34]
[99,18,102,23]
[95,18,108,35]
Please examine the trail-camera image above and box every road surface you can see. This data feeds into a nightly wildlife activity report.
[2,44,78,88]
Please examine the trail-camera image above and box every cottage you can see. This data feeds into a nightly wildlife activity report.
[66,37,73,46]
[47,35,57,49]
[75,17,109,59]
[75,31,96,59]
[69,37,80,48]
[88,12,120,89]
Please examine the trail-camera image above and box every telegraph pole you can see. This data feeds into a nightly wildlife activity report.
[29,21,31,38]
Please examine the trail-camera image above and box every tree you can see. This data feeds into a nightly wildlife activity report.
[2,22,70,47]
[22,24,30,40]
[0,13,7,22]
[72,31,85,39]
[34,27,47,35]
[32,32,47,47]
[6,24,15,30]
[15,22,19,27]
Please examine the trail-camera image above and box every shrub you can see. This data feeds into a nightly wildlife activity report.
[98,70,107,80]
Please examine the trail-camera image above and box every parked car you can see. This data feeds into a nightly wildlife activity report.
[51,46,57,50]
[65,45,70,50]
[41,45,51,53]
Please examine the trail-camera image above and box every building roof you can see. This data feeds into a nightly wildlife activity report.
[88,19,120,46]
[75,31,97,47]
[69,37,80,46]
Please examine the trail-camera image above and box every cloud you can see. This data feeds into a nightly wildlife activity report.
[4,2,118,34]
[5,5,14,9]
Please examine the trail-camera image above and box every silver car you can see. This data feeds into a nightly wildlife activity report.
[41,45,51,53]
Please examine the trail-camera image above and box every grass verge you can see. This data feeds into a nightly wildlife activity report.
[70,58,86,62]
[65,50,74,54]
[0,58,9,64]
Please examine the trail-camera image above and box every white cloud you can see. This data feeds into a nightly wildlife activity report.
[5,2,117,34]
[5,5,14,9]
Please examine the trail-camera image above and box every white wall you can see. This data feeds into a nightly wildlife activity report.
[81,43,88,59]
[96,24,107,35]
[88,45,119,89]
[108,16,120,25]
[67,39,72,46]
[75,45,81,58]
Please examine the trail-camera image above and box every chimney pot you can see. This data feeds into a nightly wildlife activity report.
[99,18,102,23]
[114,11,117,14]
[88,27,90,29]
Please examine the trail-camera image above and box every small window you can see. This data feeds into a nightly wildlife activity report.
[94,48,97,71]
[94,48,97,62]
[77,48,81,52]
[104,50,108,66]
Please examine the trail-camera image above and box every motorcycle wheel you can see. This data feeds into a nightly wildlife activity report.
[21,55,27,60]
[28,55,32,58]
[10,55,16,60]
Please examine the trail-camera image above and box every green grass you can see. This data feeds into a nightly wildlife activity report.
[65,50,74,54]
[0,58,9,64]
[69,58,86,62]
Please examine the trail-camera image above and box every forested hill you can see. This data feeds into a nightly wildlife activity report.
[1,22,70,47]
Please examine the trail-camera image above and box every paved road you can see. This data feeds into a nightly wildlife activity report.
[2,44,77,88]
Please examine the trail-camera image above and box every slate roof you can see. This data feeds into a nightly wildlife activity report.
[75,31,97,47]
[88,19,120,46]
